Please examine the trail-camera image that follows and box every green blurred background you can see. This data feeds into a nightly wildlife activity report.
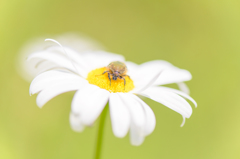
[1,0,240,158]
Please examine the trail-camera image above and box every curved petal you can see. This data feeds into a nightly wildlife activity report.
[21,58,58,81]
[35,45,90,69]
[19,34,104,82]
[139,87,193,122]
[71,84,110,126]
[36,78,86,108]
[181,117,186,127]
[109,93,130,138]
[159,86,197,107]
[71,84,99,113]
[30,70,85,95]
[117,93,155,144]
[119,93,146,136]
[69,112,85,132]
[130,122,145,146]
[45,46,89,68]
[131,60,192,86]
[27,47,88,77]
[157,68,191,85]
[118,94,146,146]
[132,95,156,136]
[177,82,190,95]
[131,70,162,93]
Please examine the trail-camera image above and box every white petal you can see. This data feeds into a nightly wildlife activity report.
[46,46,89,68]
[71,85,99,113]
[139,87,193,119]
[159,86,197,107]
[131,70,162,93]
[28,48,88,77]
[130,122,145,146]
[131,60,192,86]
[30,70,85,95]
[109,93,130,138]
[119,93,146,135]
[132,95,156,136]
[69,112,84,132]
[157,68,191,85]
[125,61,139,76]
[71,85,110,126]
[181,117,186,127]
[20,58,58,81]
[177,82,190,95]
[36,79,86,108]
[35,45,90,69]
[18,34,104,81]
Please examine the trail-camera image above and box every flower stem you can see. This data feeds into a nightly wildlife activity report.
[94,105,108,159]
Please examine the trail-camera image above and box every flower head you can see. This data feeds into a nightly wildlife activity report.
[28,39,197,146]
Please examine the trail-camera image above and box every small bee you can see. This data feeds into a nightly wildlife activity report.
[100,61,130,89]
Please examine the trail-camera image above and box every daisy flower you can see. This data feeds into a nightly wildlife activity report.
[28,39,197,146]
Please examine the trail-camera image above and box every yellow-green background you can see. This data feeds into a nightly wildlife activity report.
[1,0,240,159]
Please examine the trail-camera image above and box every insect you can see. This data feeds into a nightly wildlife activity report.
[99,61,130,90]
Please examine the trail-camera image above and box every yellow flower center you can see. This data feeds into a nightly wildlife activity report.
[86,67,134,93]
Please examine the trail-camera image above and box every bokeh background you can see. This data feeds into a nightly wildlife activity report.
[1,0,240,159]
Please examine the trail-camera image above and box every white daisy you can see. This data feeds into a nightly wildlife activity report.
[28,39,197,146]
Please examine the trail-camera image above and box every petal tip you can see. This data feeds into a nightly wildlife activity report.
[180,117,186,127]
[36,101,44,109]
[114,133,127,138]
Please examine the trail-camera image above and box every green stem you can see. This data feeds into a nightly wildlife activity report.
[94,105,108,159]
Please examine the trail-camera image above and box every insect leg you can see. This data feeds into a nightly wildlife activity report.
[123,75,131,79]
[123,77,126,90]
[95,71,110,77]
[108,73,111,86]
[102,71,109,75]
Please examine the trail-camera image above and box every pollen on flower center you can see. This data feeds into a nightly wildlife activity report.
[86,67,134,93]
